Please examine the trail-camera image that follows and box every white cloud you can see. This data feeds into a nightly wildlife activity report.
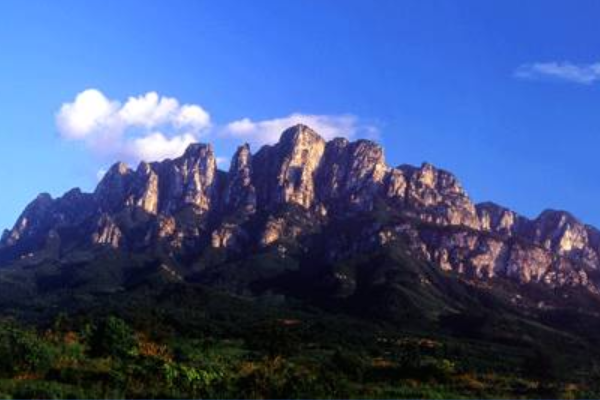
[118,92,179,128]
[56,89,211,163]
[56,89,119,139]
[127,132,197,162]
[176,104,211,130]
[57,89,381,175]
[223,113,379,148]
[515,61,600,84]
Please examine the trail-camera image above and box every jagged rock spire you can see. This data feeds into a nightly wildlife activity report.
[225,143,256,213]
[252,124,326,209]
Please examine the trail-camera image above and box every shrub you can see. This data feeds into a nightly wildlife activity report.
[0,323,56,377]
[244,320,300,357]
[88,317,138,359]
[162,361,225,398]
[234,357,351,399]
[330,349,367,381]
[12,380,88,399]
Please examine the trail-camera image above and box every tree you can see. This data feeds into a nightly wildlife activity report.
[244,320,300,357]
[88,316,138,359]
[0,323,56,376]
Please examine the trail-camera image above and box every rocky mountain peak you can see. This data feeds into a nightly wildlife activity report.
[476,202,522,237]
[159,142,218,215]
[3,124,600,297]
[1,193,54,247]
[315,137,388,212]
[398,163,480,229]
[183,143,214,159]
[536,209,579,227]
[225,144,256,213]
[133,162,160,215]
[33,192,54,205]
[61,187,84,201]
[231,143,251,168]
[95,162,134,212]
[136,161,153,175]
[279,124,324,147]
[253,124,326,209]
[527,209,595,263]
[97,161,132,188]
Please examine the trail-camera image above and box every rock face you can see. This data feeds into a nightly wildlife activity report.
[134,162,160,215]
[92,214,122,248]
[2,123,600,296]
[395,163,481,229]
[252,125,326,209]
[317,138,389,211]
[477,202,523,237]
[160,143,219,214]
[3,193,55,247]
[225,144,256,214]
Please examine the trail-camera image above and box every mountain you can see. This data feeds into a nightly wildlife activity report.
[2,122,600,341]
[2,124,599,300]
[5,124,600,397]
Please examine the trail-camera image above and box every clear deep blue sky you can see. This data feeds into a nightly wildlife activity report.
[1,0,600,231]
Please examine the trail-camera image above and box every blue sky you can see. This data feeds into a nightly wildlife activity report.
[1,0,600,231]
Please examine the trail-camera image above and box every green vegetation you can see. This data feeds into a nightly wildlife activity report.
[0,309,597,400]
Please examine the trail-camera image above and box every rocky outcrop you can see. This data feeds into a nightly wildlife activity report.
[525,210,600,268]
[225,144,256,214]
[477,202,523,237]
[415,226,590,289]
[253,125,326,209]
[134,162,160,215]
[159,143,219,214]
[0,189,95,249]
[399,163,480,229]
[95,162,134,212]
[211,223,247,251]
[91,214,122,248]
[317,138,389,211]
[2,123,599,296]
[2,193,55,247]
[260,217,291,247]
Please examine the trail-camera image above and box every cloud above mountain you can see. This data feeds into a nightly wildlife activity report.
[223,113,379,148]
[56,89,211,162]
[515,61,600,84]
[56,89,378,165]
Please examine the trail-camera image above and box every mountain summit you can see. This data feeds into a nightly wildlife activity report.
[1,124,599,303]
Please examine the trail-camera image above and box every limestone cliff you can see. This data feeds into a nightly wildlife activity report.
[2,124,599,296]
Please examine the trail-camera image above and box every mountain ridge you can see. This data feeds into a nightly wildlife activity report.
[1,124,599,300]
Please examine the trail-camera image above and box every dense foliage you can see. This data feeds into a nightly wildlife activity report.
[0,307,597,400]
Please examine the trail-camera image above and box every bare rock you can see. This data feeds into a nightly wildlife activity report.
[253,124,326,209]
[92,214,122,248]
[399,163,480,229]
[225,144,256,214]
